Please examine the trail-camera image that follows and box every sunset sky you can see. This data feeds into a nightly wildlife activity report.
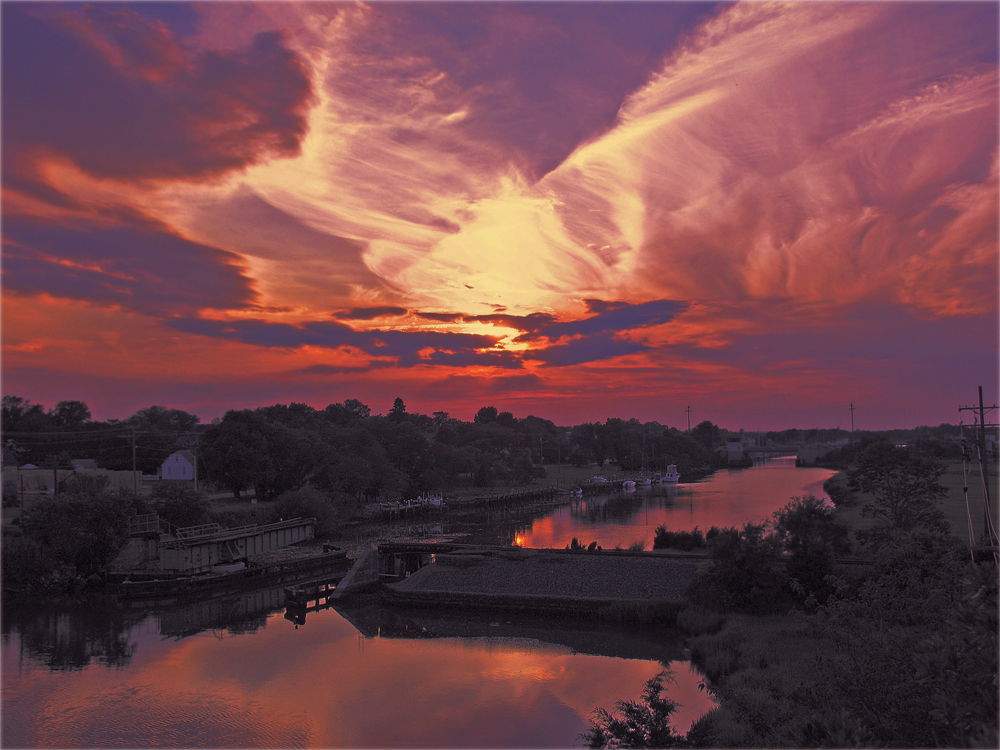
[2,1,997,430]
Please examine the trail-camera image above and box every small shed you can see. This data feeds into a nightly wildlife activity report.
[161,450,195,481]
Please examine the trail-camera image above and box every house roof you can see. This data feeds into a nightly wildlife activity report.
[164,450,196,464]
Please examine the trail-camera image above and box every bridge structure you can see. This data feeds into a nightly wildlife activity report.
[743,444,801,459]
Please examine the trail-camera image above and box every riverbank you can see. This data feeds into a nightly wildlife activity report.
[675,461,999,746]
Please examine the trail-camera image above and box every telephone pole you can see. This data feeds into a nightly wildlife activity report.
[959,386,998,547]
[849,402,856,443]
[131,426,138,495]
[685,406,692,432]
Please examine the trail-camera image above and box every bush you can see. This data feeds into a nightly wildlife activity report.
[676,606,725,636]
[581,672,687,748]
[151,482,210,529]
[685,522,789,615]
[20,487,140,579]
[653,525,707,551]
[1,536,57,591]
[273,486,340,537]
[772,495,851,604]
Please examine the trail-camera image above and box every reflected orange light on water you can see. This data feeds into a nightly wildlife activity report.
[516,462,837,550]
[4,606,716,748]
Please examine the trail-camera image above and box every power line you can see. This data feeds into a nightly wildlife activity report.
[958,386,998,548]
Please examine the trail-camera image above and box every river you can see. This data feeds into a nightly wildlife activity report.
[1,459,834,748]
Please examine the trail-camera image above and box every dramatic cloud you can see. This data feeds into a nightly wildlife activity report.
[2,216,255,315]
[2,3,314,182]
[334,306,408,321]
[1,2,996,428]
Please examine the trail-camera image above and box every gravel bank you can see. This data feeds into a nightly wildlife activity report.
[391,550,707,603]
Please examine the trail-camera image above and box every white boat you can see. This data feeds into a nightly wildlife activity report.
[637,477,652,486]
[622,480,636,491]
[591,475,608,484]
[659,465,680,483]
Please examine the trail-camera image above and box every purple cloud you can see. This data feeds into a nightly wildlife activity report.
[2,4,314,182]
[2,216,255,315]
[335,306,408,321]
[163,317,504,366]
[528,333,649,367]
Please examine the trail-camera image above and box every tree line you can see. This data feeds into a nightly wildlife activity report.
[3,395,726,503]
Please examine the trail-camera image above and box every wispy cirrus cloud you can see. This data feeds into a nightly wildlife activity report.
[2,1,996,428]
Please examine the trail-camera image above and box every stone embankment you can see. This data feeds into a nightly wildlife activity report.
[382,548,709,621]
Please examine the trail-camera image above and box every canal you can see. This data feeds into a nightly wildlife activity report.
[1,459,834,748]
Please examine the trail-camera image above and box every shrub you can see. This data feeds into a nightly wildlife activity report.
[581,672,687,748]
[653,525,707,551]
[772,495,851,604]
[676,606,725,636]
[273,487,340,537]
[685,522,789,615]
[151,481,210,529]
[1,536,57,591]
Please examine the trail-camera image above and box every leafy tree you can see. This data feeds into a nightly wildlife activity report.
[273,487,343,537]
[691,420,721,451]
[200,410,270,499]
[323,399,371,425]
[20,479,140,579]
[474,405,498,424]
[772,495,851,603]
[847,439,948,543]
[150,482,210,529]
[2,395,49,433]
[581,672,687,748]
[127,405,200,433]
[687,521,788,614]
[50,400,91,428]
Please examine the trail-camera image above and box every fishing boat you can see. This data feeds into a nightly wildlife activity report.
[658,465,680,483]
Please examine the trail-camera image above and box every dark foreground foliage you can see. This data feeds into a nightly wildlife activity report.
[581,672,687,748]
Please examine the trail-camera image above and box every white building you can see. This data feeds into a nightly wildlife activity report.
[161,450,196,481]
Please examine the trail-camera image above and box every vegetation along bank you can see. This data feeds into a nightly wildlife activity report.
[582,437,998,748]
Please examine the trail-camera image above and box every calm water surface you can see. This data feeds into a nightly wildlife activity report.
[2,460,829,748]
[2,596,710,748]
[503,457,834,550]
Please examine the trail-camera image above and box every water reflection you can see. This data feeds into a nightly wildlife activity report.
[1,600,143,672]
[2,593,714,748]
[514,461,835,549]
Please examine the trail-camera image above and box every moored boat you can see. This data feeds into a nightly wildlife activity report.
[659,464,681,483]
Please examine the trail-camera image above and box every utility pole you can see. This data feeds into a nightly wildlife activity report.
[849,402,856,443]
[685,406,692,432]
[959,386,998,546]
[131,426,138,495]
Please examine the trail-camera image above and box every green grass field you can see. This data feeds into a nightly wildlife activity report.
[830,461,1000,545]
